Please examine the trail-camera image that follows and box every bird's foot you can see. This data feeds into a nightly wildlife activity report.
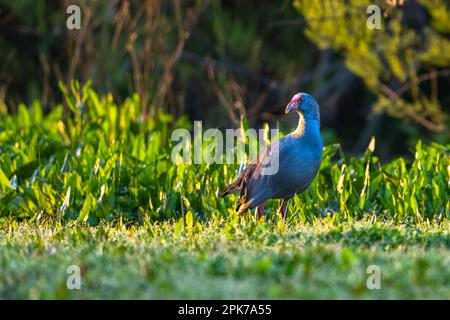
[277,199,288,218]
[255,203,265,219]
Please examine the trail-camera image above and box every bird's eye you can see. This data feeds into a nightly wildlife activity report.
[299,96,305,102]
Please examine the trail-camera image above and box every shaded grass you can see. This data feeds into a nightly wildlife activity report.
[1,217,449,299]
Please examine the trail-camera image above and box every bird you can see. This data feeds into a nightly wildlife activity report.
[220,92,323,218]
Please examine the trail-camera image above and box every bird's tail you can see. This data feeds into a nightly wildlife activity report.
[219,185,232,198]
[220,178,241,198]
[220,163,255,198]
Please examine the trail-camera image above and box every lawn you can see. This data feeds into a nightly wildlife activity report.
[0,85,449,299]
[0,218,449,299]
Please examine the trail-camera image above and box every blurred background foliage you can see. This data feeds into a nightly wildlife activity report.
[0,0,449,159]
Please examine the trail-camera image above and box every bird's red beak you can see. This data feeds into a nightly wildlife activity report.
[285,100,298,114]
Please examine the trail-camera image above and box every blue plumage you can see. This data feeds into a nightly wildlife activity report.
[221,92,323,217]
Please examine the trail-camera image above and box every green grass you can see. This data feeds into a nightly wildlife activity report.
[0,82,449,299]
[1,218,449,299]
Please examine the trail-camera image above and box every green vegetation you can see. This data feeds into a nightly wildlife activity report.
[2,1,449,159]
[1,219,448,299]
[1,84,448,223]
[0,86,449,299]
[0,0,449,300]
[295,0,450,132]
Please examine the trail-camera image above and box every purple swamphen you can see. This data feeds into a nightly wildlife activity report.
[220,92,323,217]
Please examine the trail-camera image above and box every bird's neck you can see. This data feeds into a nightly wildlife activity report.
[292,112,320,138]
[292,111,306,137]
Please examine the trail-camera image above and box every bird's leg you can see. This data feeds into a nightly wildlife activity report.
[255,202,265,218]
[277,199,288,218]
